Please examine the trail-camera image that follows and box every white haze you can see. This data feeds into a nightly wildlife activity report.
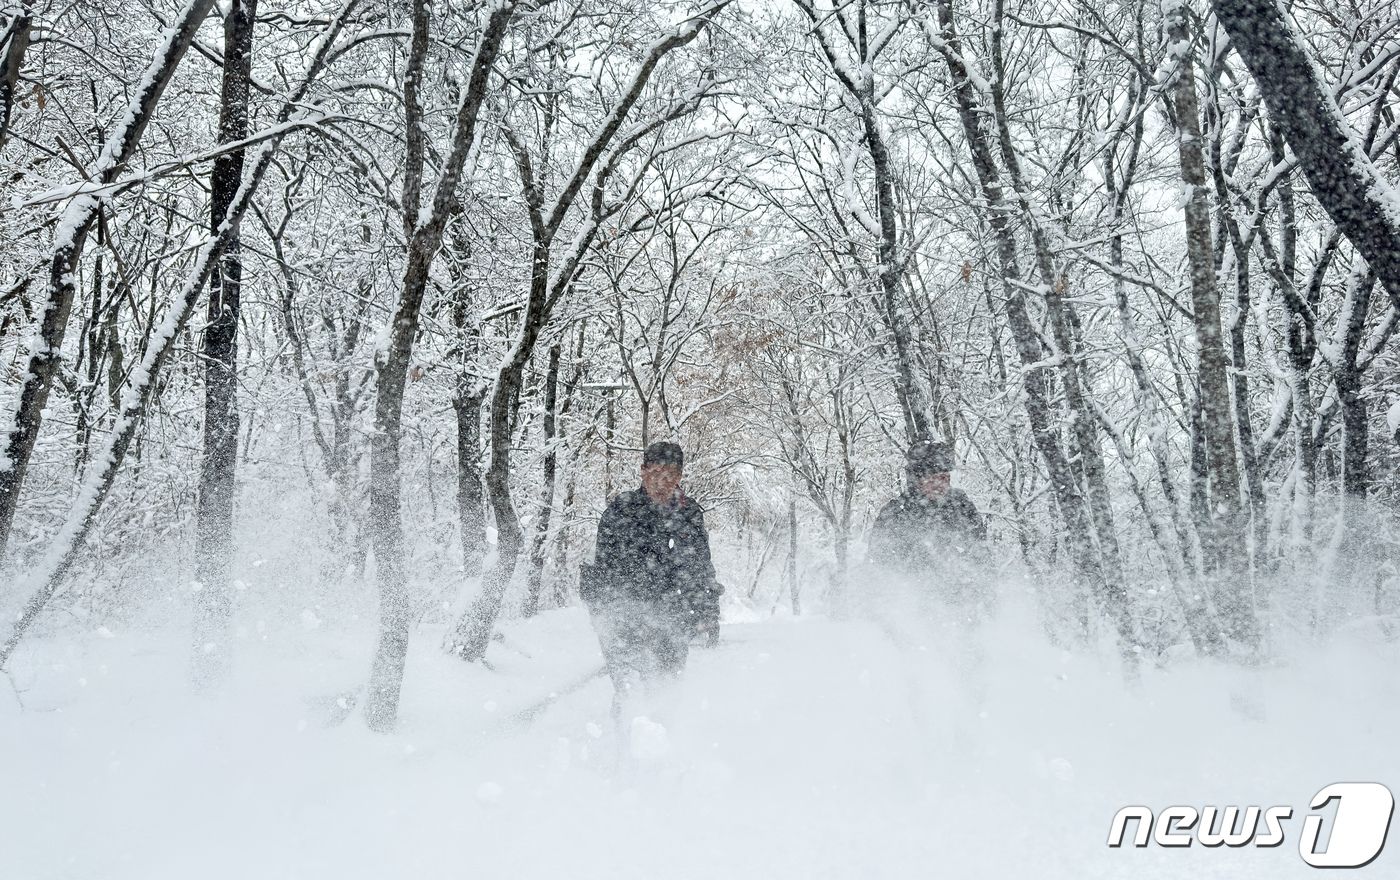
[3,531,1396,880]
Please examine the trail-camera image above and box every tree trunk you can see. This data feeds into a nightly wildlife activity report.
[363,0,516,732]
[0,6,34,148]
[1209,108,1267,568]
[862,100,932,444]
[985,2,1136,661]
[1211,0,1400,307]
[454,383,486,578]
[787,497,799,615]
[522,342,561,617]
[193,0,256,687]
[450,268,486,579]
[931,0,1138,677]
[1261,132,1332,563]
[1103,82,1204,589]
[604,392,617,500]
[0,0,219,558]
[1335,266,1375,500]
[1091,400,1220,655]
[448,244,546,658]
[1228,233,1268,563]
[1315,261,1379,625]
[1166,3,1256,650]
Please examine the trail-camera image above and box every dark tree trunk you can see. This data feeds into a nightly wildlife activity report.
[449,255,487,579]
[364,0,516,732]
[604,392,616,501]
[933,0,1139,677]
[862,101,931,444]
[0,6,34,147]
[449,240,546,658]
[522,342,562,617]
[193,0,256,687]
[542,321,588,608]
[1261,133,1333,559]
[1211,0,1400,304]
[454,384,486,578]
[1336,269,1375,500]
[1166,4,1256,650]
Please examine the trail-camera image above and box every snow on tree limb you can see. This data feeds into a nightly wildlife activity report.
[0,0,221,557]
[1212,0,1400,302]
[0,0,361,669]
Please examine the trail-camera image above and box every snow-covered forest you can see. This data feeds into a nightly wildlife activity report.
[4,0,1400,875]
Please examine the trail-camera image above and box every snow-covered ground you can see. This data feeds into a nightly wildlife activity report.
[4,585,1399,879]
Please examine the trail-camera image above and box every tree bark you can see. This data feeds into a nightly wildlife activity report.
[522,341,561,617]
[1333,266,1375,500]
[193,0,257,687]
[1210,0,1400,303]
[449,246,487,579]
[454,384,486,577]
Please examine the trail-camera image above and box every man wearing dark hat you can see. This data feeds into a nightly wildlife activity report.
[867,440,988,606]
[866,440,992,724]
[582,441,721,723]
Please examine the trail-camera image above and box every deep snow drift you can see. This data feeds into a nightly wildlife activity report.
[3,577,1398,879]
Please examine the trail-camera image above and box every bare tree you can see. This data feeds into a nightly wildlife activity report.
[447,2,731,662]
[928,0,1140,676]
[193,0,258,686]
[1163,1,1255,649]
[0,4,32,148]
[364,0,518,732]
[0,2,359,668]
[0,0,220,557]
[792,0,934,444]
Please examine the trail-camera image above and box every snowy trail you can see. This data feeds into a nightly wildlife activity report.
[4,596,1400,879]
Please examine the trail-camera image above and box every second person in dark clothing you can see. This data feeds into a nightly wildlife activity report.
[581,441,721,723]
[867,439,991,612]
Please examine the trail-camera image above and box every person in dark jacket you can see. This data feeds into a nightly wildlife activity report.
[866,441,993,719]
[582,441,721,722]
[867,440,990,611]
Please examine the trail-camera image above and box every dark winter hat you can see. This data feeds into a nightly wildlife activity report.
[643,440,684,469]
[906,439,954,477]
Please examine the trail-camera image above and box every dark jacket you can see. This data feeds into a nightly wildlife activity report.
[867,488,986,579]
[584,487,720,627]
